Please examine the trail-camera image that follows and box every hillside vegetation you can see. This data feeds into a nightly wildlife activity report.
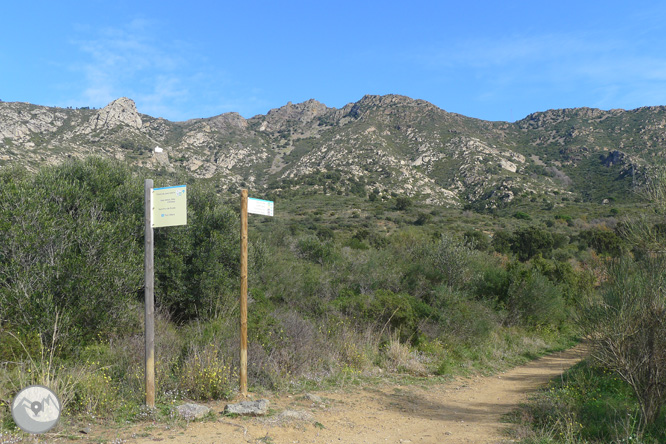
[0,158,595,422]
[1,94,665,441]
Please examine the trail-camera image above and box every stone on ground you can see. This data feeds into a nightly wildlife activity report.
[224,399,270,416]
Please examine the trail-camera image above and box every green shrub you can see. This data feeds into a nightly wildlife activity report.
[464,229,490,251]
[578,227,624,256]
[0,158,144,346]
[507,268,566,327]
[395,196,412,211]
[0,158,243,346]
[491,230,513,254]
[429,233,478,289]
[579,257,666,430]
[296,236,337,264]
[511,226,554,261]
[433,287,496,344]
[154,181,239,322]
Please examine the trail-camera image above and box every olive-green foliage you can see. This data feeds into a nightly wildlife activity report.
[513,211,531,220]
[0,158,242,349]
[0,158,143,347]
[296,236,337,264]
[154,182,240,322]
[578,226,625,256]
[394,196,412,211]
[506,265,566,327]
[332,289,424,341]
[475,259,572,328]
[491,229,513,254]
[428,233,479,289]
[432,287,496,344]
[463,229,490,251]
[511,226,554,261]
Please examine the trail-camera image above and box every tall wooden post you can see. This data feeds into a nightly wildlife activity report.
[144,179,155,408]
[240,189,249,397]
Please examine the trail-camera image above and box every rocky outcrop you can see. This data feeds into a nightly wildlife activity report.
[85,98,142,132]
[0,104,69,143]
[257,99,329,132]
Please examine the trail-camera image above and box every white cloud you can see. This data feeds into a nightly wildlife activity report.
[71,19,192,116]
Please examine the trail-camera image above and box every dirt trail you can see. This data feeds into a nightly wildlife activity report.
[126,344,586,444]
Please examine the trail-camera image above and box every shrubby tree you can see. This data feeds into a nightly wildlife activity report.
[395,196,412,211]
[0,158,242,349]
[506,265,566,327]
[463,229,490,251]
[0,158,144,347]
[579,168,666,430]
[491,230,513,254]
[579,257,666,430]
[154,181,240,322]
[511,226,554,261]
[429,233,477,289]
[578,227,624,256]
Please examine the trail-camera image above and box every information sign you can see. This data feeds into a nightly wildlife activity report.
[152,185,187,227]
[247,197,274,217]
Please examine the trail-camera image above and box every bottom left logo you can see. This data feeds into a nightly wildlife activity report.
[11,385,61,434]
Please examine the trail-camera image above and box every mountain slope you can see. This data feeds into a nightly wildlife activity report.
[2,95,664,207]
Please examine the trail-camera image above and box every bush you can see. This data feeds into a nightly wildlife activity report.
[578,227,624,256]
[511,226,554,261]
[154,181,240,322]
[296,236,337,264]
[491,230,513,254]
[0,158,243,346]
[579,256,666,430]
[506,267,566,328]
[433,287,496,344]
[395,196,412,211]
[333,289,418,341]
[0,158,144,347]
[179,343,236,400]
[429,234,478,289]
[463,229,490,251]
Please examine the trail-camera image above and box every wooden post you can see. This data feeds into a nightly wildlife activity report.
[240,189,249,397]
[144,179,155,408]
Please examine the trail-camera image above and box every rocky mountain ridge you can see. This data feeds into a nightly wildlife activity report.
[1,95,664,207]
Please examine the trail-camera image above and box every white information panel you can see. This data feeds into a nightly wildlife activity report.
[247,197,274,217]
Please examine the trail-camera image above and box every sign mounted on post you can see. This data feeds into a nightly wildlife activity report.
[239,191,275,397]
[247,197,274,217]
[152,185,187,228]
[144,181,188,408]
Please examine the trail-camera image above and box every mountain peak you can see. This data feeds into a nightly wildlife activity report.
[89,97,143,131]
[257,99,329,131]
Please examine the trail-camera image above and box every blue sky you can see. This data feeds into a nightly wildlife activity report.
[2,1,666,122]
